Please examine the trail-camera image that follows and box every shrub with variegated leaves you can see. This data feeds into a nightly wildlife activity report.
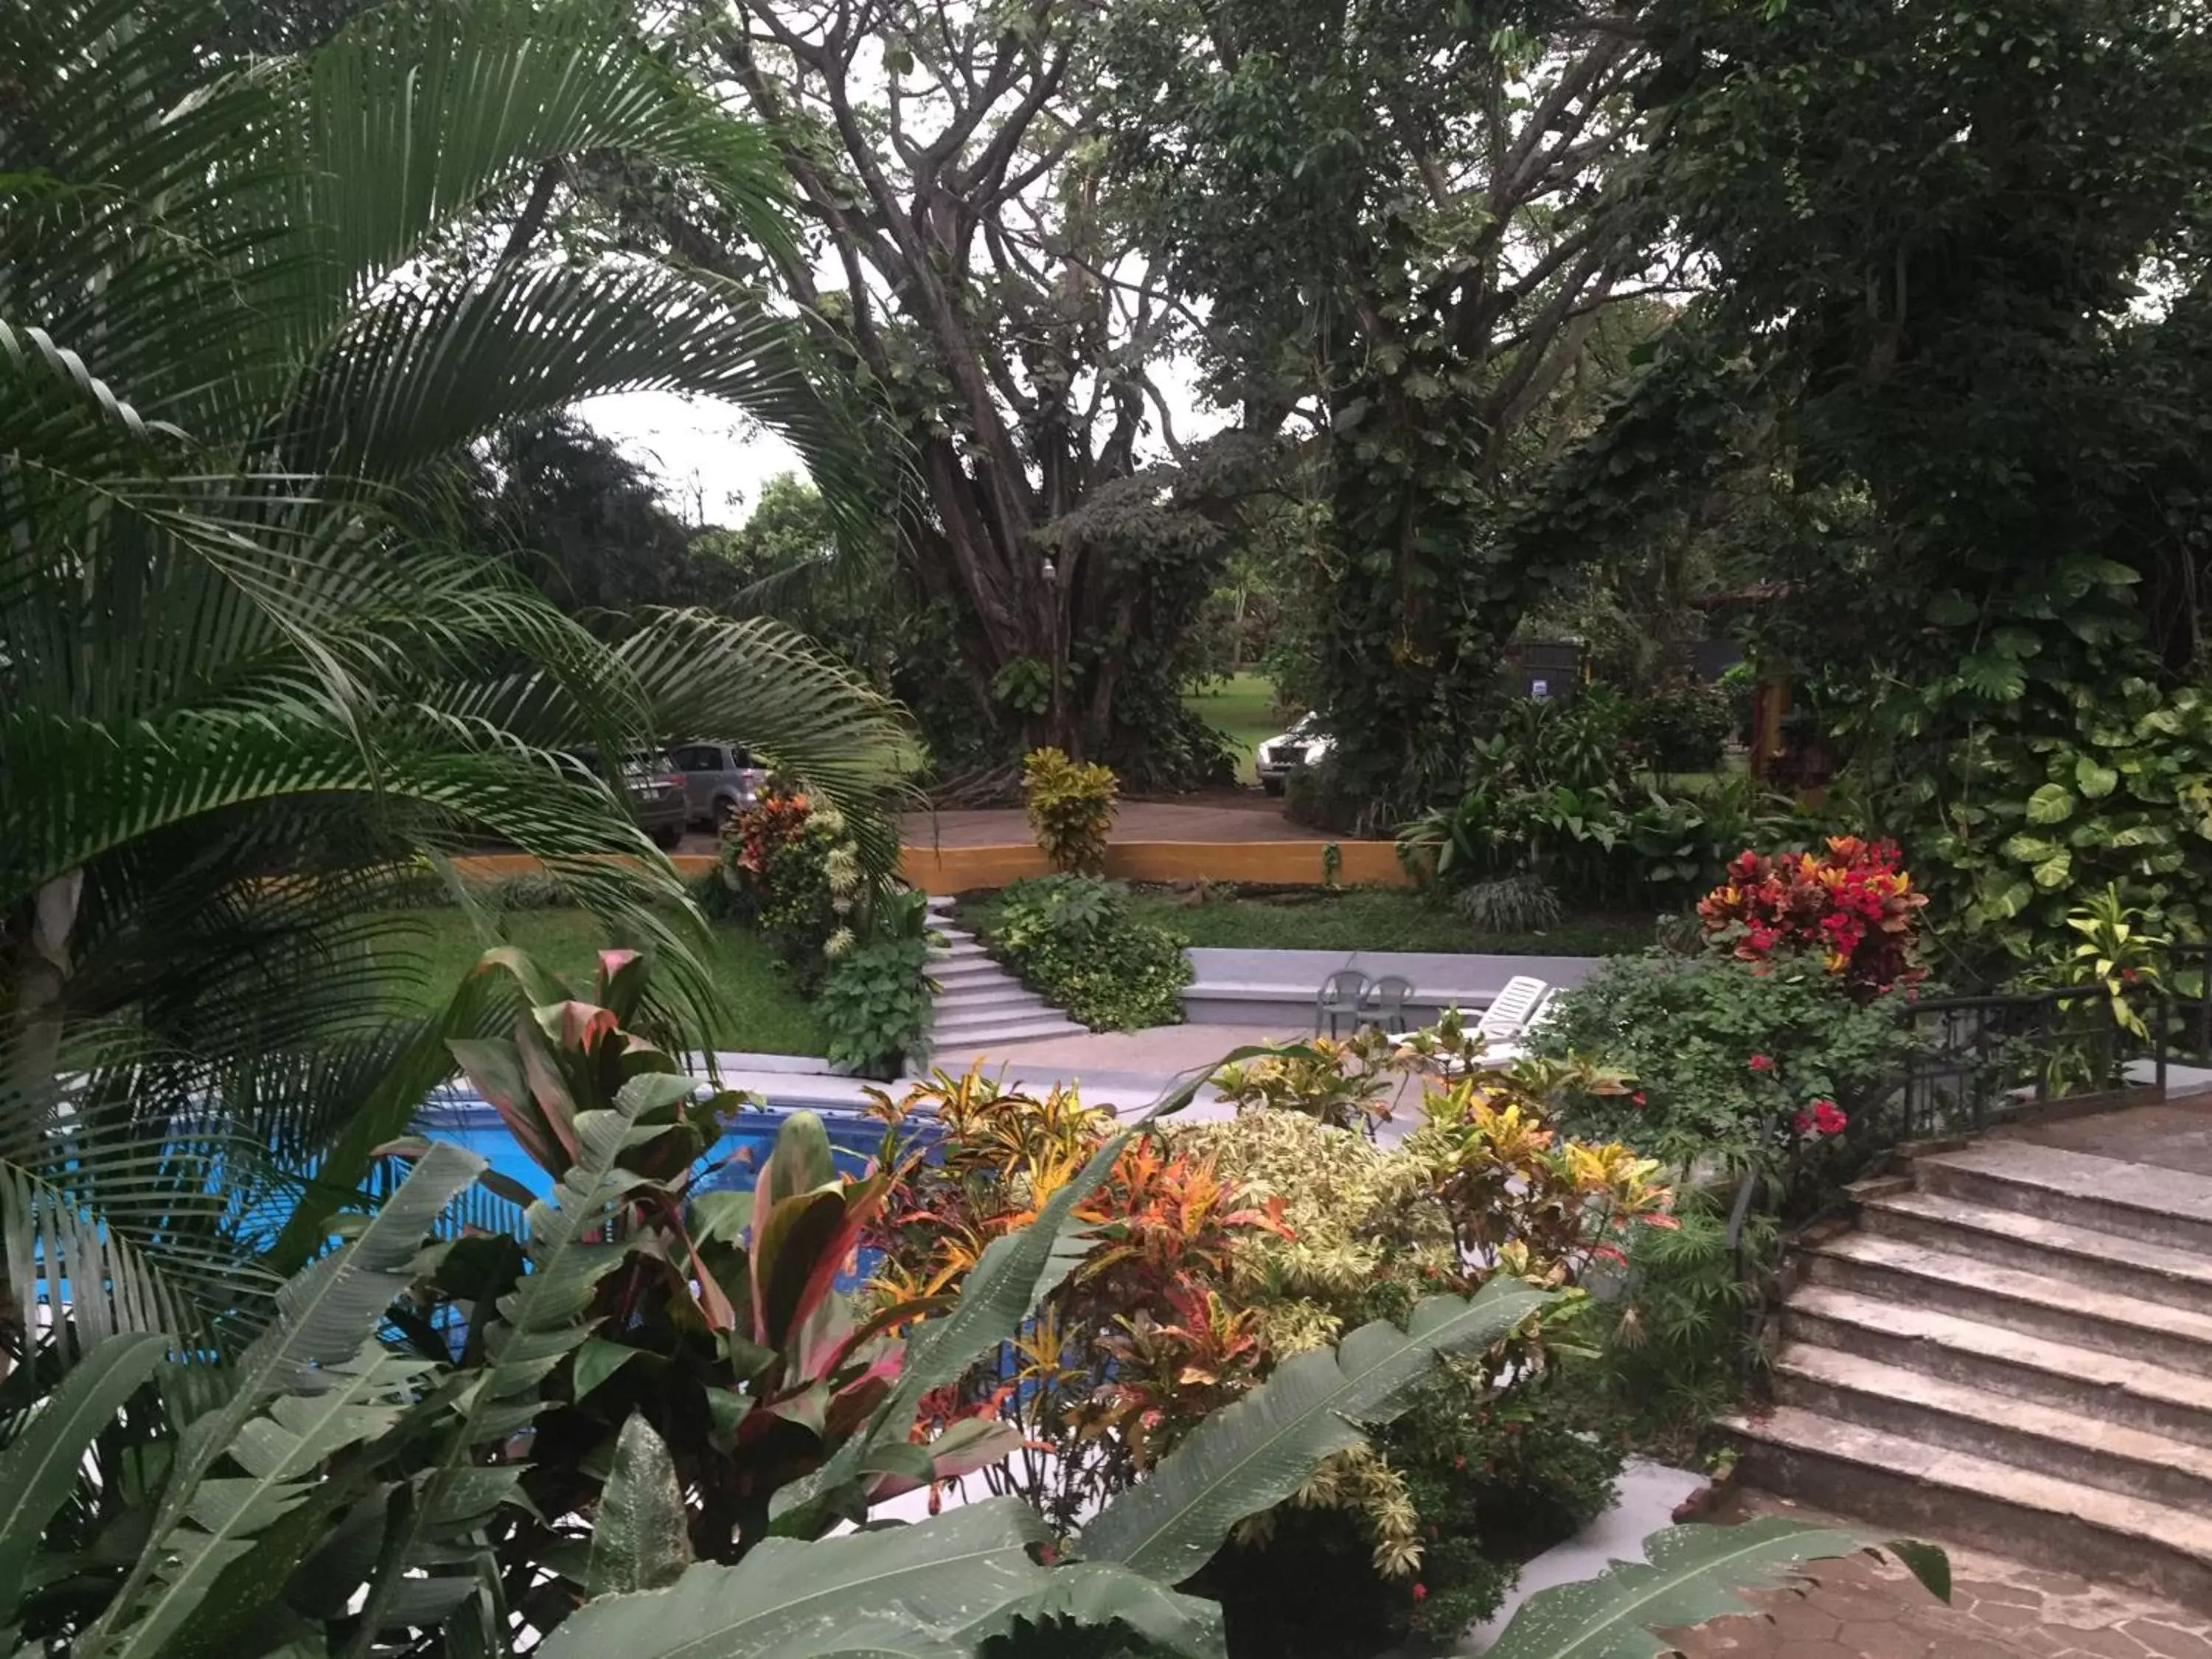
[1697,834,1927,996]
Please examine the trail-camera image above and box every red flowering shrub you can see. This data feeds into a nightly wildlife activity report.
[1792,1099,1849,1138]
[1697,835,1928,995]
[717,788,813,908]
[712,788,865,985]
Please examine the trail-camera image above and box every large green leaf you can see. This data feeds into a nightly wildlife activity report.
[2076,755,2121,799]
[75,1145,484,1659]
[1481,1516,1947,1659]
[1958,653,2026,701]
[350,1076,686,1638]
[1079,1281,1552,1585]
[0,1331,170,1630]
[587,1415,694,1598]
[538,1498,1222,1659]
[106,1346,434,1659]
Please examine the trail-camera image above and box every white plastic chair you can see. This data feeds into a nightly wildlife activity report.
[1475,986,1557,1065]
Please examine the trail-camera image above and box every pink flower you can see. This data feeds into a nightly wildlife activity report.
[1632,1091,1648,1107]
[1412,1584,1428,1602]
[1748,1053,1775,1074]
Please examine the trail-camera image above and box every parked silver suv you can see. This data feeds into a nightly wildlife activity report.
[571,748,689,848]
[671,740,768,830]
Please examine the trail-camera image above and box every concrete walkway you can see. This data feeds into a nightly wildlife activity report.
[1184,946,1603,1026]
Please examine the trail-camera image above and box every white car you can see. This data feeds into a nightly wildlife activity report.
[1254,715,1334,796]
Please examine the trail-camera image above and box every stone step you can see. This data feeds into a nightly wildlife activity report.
[1913,1141,2212,1256]
[929,1016,1088,1053]
[1772,1343,2212,1512]
[930,956,1009,986]
[1862,1188,2212,1312]
[1785,1284,2212,1451]
[931,940,990,966]
[1722,1405,2212,1610]
[1805,1232,2212,1375]
[928,1006,1083,1041]
[931,985,1050,1022]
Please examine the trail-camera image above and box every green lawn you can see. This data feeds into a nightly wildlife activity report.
[1183,672,1284,785]
[1119,886,1652,956]
[377,908,825,1054]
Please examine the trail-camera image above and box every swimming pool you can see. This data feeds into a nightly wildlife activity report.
[408,1086,929,1228]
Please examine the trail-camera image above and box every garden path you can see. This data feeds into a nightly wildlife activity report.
[921,899,1088,1051]
[1660,1494,2212,1659]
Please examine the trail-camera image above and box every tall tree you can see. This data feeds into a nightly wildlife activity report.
[1099,0,1670,815]
[650,0,1245,786]
[1521,0,2212,965]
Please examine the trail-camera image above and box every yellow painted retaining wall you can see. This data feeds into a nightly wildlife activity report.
[454,842,1409,896]
[897,839,1410,894]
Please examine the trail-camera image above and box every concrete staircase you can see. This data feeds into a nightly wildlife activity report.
[922,898,1085,1059]
[1727,1135,2212,1610]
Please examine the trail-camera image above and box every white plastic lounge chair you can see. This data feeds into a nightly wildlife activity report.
[1472,975,1551,1046]
[1387,976,1554,1073]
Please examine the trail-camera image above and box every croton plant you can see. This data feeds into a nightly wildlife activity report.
[1697,835,1928,996]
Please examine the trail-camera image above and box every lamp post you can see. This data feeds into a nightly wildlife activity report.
[1040,554,1065,751]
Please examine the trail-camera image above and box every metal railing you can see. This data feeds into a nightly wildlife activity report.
[1723,978,2185,1354]
[2169,944,2212,1068]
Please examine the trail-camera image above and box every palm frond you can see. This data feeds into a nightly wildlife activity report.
[617,609,920,874]
[287,260,846,483]
[300,0,796,299]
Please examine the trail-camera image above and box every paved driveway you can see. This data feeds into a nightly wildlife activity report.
[904,792,1327,847]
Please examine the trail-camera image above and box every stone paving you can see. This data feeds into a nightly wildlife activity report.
[2013,1098,2212,1179]
[938,1020,1303,1079]
[1671,1496,2212,1659]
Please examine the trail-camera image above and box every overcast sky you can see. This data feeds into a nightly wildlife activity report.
[579,389,805,527]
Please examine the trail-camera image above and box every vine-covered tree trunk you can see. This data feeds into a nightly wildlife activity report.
[651,0,1237,784]
[1096,0,1664,815]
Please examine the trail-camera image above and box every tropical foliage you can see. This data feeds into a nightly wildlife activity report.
[1534,952,1919,1184]
[1,0,916,1377]
[1514,0,2212,970]
[1697,838,1929,996]
[815,892,941,1080]
[1021,748,1121,876]
[982,877,1193,1032]
[1,937,1947,1658]
[860,1047,1679,1646]
[711,790,869,984]
[7,4,2014,1655]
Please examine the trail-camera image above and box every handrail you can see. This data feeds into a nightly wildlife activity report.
[1722,978,2163,1375]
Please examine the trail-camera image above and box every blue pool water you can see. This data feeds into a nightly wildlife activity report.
[408,1088,931,1214]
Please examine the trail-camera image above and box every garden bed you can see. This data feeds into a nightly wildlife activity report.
[375,906,826,1054]
[1118,883,1654,956]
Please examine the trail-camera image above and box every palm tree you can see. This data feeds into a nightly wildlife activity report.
[0,0,914,1360]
